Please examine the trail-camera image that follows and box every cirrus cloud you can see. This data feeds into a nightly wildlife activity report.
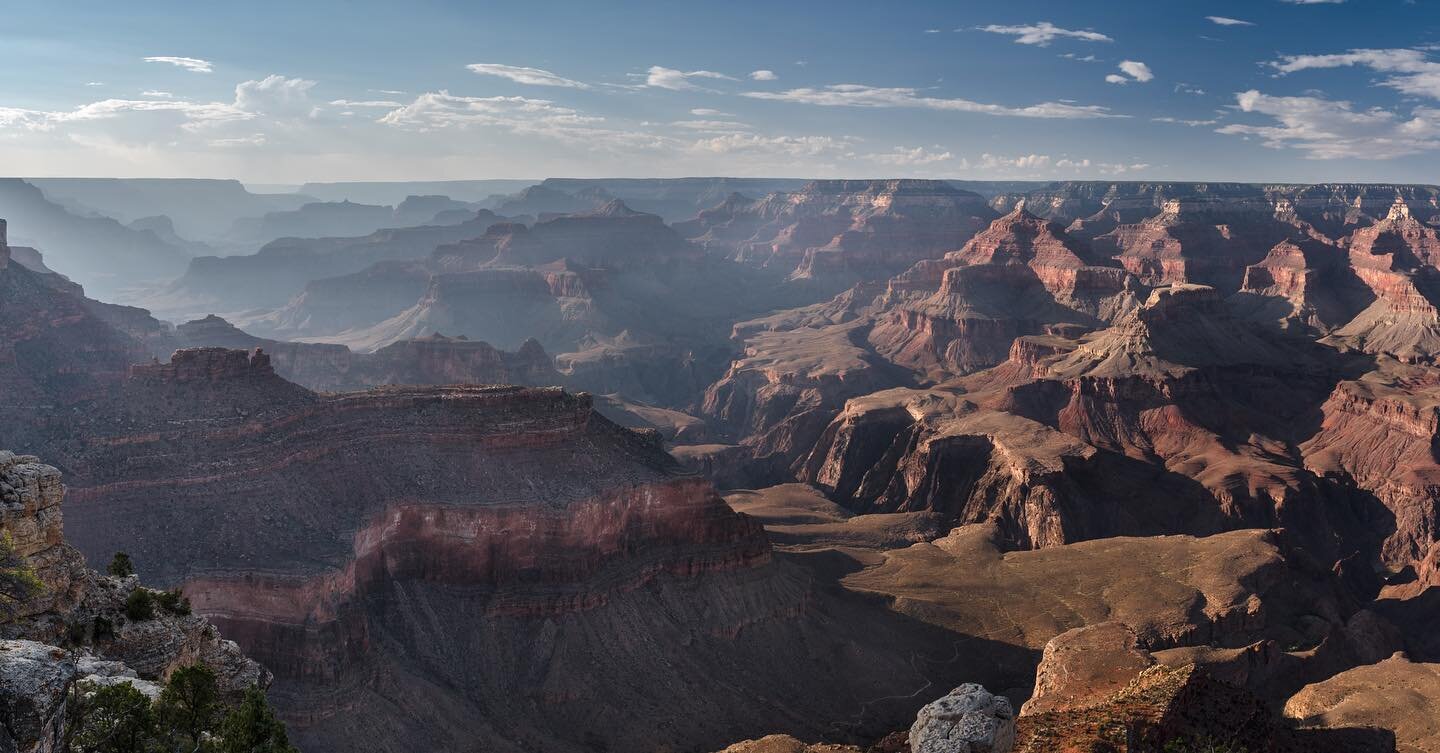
[644,66,737,91]
[742,83,1120,119]
[466,63,590,89]
[143,56,213,73]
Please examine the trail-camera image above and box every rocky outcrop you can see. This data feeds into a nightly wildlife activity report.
[172,315,561,392]
[1302,360,1440,569]
[0,451,271,753]
[1021,623,1156,717]
[0,640,74,753]
[1013,663,1386,753]
[909,684,1015,753]
[1284,654,1438,753]
[1326,201,1440,363]
[866,207,1137,380]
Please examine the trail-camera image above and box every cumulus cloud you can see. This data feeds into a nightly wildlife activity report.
[1268,48,1440,100]
[644,66,737,91]
[466,63,590,89]
[975,22,1112,46]
[749,70,778,81]
[234,75,317,118]
[1217,89,1440,159]
[143,56,213,73]
[1120,60,1154,82]
[742,83,1119,119]
[1105,74,1130,85]
[1206,16,1254,26]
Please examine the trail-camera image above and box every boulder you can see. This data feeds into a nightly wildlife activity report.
[909,683,1016,753]
[0,639,75,753]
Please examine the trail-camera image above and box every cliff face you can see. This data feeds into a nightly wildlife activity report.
[37,356,969,752]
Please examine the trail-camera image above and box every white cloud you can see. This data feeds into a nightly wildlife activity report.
[644,66,737,91]
[962,153,1148,176]
[378,91,596,131]
[143,56,213,73]
[976,22,1112,46]
[466,63,590,89]
[85,82,105,87]
[749,70,778,81]
[923,29,942,34]
[209,134,267,147]
[1174,82,1206,95]
[1118,60,1154,82]
[670,119,752,132]
[1106,74,1130,85]
[1060,53,1099,63]
[1206,16,1254,26]
[1217,89,1440,159]
[868,146,955,166]
[330,99,404,108]
[1268,48,1440,100]
[1153,116,1218,126]
[234,75,317,118]
[742,83,1120,119]
[686,133,852,158]
[141,91,174,98]
[689,108,734,117]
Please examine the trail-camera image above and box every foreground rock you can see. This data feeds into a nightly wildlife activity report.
[910,684,1015,753]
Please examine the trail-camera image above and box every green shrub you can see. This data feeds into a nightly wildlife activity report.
[124,588,155,621]
[93,615,114,642]
[107,552,135,578]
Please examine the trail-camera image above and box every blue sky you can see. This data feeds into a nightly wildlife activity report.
[2,0,1438,183]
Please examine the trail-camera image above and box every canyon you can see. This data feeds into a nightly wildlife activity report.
[3,178,1440,751]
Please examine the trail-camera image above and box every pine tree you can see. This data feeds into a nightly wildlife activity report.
[218,686,297,753]
[68,681,158,753]
[108,552,136,578]
[157,664,221,750]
